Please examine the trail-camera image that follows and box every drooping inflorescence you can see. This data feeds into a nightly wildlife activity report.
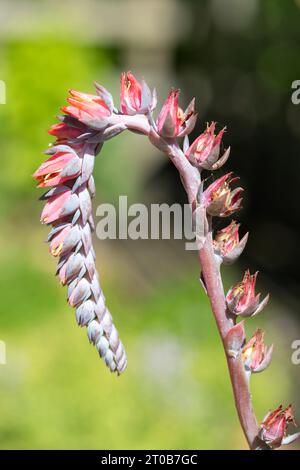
[33,89,129,374]
[34,72,299,448]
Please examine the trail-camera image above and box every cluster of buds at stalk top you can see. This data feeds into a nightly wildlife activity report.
[259,405,300,449]
[34,71,298,449]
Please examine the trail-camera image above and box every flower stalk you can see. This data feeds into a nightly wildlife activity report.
[34,72,299,449]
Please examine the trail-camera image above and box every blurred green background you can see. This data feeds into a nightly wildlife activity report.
[0,0,300,450]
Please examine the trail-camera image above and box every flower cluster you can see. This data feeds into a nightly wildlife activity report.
[34,72,298,449]
[33,85,130,374]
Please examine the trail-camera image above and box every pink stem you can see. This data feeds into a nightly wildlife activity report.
[198,232,262,449]
[124,121,263,450]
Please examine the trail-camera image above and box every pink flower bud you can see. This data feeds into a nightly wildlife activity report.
[186,122,229,169]
[48,122,85,141]
[33,151,81,187]
[242,329,273,373]
[226,270,269,317]
[157,90,197,139]
[120,71,156,115]
[120,72,142,114]
[213,220,248,264]
[202,172,243,217]
[62,89,111,129]
[49,224,72,257]
[40,188,79,224]
[157,89,180,138]
[259,405,300,448]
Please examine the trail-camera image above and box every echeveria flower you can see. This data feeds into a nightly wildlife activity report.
[61,89,111,129]
[157,90,196,139]
[48,122,86,141]
[202,172,243,217]
[213,220,248,264]
[242,329,273,373]
[34,85,128,374]
[185,122,229,170]
[120,71,156,115]
[226,270,269,317]
[33,149,81,187]
[259,405,300,448]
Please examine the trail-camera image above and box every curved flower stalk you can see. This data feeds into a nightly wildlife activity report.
[33,88,128,375]
[34,72,299,449]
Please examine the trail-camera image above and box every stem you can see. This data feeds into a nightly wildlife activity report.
[126,125,264,449]
[198,232,262,449]
[163,140,261,449]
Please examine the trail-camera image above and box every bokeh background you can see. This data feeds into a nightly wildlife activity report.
[0,0,300,450]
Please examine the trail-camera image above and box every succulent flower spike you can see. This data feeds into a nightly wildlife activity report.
[61,89,112,130]
[213,220,248,264]
[259,405,300,448]
[185,122,230,170]
[226,270,269,317]
[34,87,130,374]
[242,329,273,373]
[120,71,156,115]
[157,90,197,139]
[201,172,243,217]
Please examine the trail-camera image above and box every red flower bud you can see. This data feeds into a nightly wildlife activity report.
[157,90,197,139]
[202,172,243,217]
[48,122,85,141]
[120,72,142,114]
[259,404,300,448]
[213,220,248,264]
[33,151,81,188]
[186,122,229,170]
[226,270,269,317]
[120,71,156,115]
[62,89,111,129]
[242,329,273,373]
